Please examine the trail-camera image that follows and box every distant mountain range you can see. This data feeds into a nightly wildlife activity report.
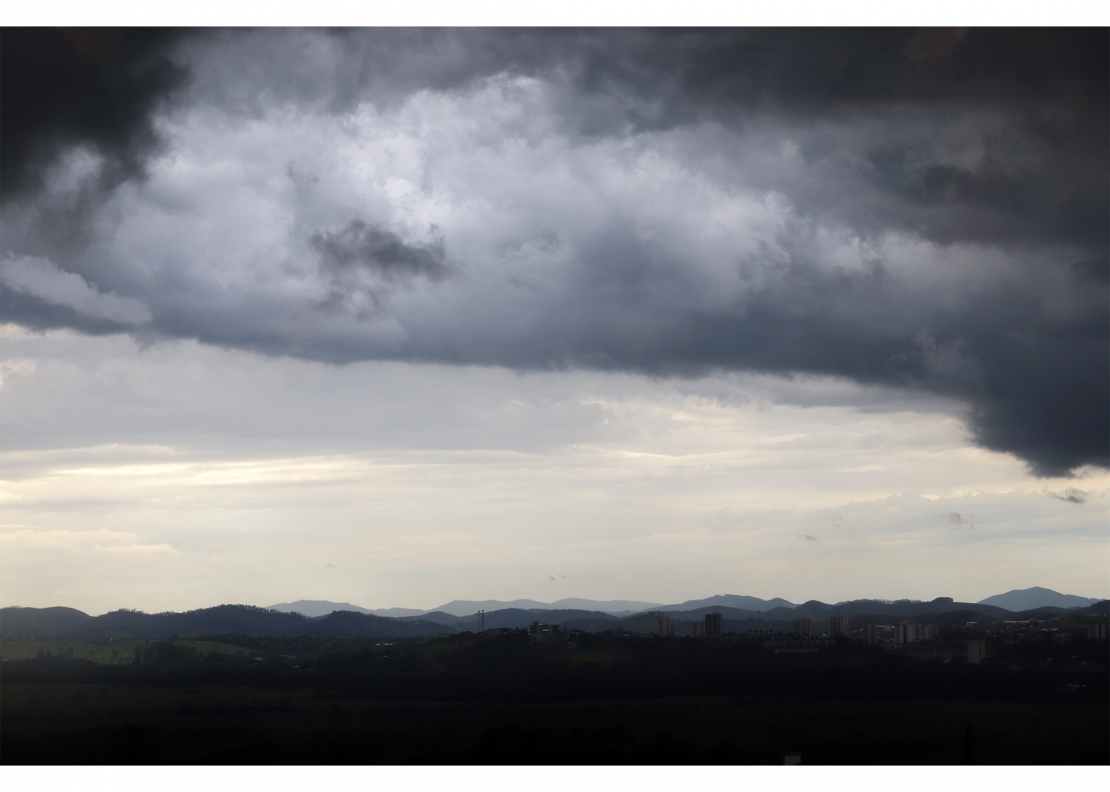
[0,604,454,641]
[266,598,663,618]
[4,588,1105,642]
[264,595,792,619]
[429,598,664,617]
[265,588,1102,619]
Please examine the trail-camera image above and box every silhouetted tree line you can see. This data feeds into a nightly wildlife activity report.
[4,631,1107,704]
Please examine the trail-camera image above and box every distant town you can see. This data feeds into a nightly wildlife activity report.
[525,605,1108,669]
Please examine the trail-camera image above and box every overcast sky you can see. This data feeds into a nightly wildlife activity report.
[1,28,1107,613]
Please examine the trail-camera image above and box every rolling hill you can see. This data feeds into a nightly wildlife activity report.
[266,600,430,618]
[6,592,1101,642]
[977,587,1104,611]
[0,605,452,640]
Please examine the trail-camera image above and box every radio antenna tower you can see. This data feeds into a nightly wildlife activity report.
[479,609,485,633]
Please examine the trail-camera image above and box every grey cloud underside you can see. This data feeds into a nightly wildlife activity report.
[1,29,1106,477]
[0,289,143,337]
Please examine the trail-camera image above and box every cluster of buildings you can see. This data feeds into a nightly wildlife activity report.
[655,612,723,638]
[539,610,1106,650]
[529,621,560,642]
[795,617,982,662]
[653,612,949,645]
[891,622,940,644]
[791,615,939,645]
[791,615,850,638]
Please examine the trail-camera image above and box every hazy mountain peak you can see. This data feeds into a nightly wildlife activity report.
[976,587,1103,611]
[267,600,366,617]
[652,594,797,613]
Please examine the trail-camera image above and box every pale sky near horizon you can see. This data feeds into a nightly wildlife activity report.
[1,29,1107,615]
[3,323,1106,614]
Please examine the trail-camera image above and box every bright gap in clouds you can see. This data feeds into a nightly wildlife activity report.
[1,324,1105,614]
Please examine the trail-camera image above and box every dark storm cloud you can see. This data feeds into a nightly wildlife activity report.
[308,221,451,318]
[1,28,1106,478]
[311,221,449,281]
[0,28,188,203]
[580,28,1107,254]
[650,271,1103,477]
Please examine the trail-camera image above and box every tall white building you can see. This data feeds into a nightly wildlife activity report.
[827,614,849,637]
[968,639,987,664]
[893,623,906,644]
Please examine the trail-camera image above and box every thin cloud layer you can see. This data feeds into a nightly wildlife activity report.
[1,28,1106,477]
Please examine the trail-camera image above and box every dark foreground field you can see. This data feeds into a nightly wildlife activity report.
[2,631,1107,764]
